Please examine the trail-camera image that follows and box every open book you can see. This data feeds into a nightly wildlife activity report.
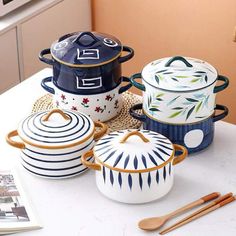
[0,169,41,234]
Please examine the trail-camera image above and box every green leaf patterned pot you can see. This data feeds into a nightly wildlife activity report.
[130,56,229,124]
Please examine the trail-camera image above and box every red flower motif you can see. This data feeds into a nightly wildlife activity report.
[71,106,77,111]
[95,106,101,112]
[105,95,112,101]
[82,98,89,104]
[61,94,66,100]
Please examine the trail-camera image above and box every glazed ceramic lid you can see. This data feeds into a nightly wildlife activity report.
[93,130,174,171]
[50,31,122,67]
[17,109,94,149]
[142,56,218,92]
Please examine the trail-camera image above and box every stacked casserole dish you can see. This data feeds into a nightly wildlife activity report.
[130,56,229,153]
[39,31,134,122]
[6,109,107,179]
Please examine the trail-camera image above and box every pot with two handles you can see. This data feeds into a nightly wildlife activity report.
[6,109,107,179]
[130,56,229,124]
[81,129,187,204]
[39,31,134,122]
[130,104,228,154]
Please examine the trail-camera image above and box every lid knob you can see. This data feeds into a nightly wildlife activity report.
[42,109,70,122]
[120,130,150,144]
[73,32,99,47]
[165,56,193,67]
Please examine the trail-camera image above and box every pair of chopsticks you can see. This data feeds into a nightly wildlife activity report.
[159,192,235,234]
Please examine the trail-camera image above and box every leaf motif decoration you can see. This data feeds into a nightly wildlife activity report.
[156,98,163,101]
[155,75,160,84]
[156,69,168,73]
[163,166,166,181]
[128,174,132,190]
[171,77,179,82]
[118,172,122,188]
[139,173,143,190]
[185,98,198,102]
[156,170,159,184]
[147,172,151,188]
[175,75,189,78]
[195,71,206,74]
[102,166,106,183]
[163,71,173,74]
[191,78,199,83]
[110,170,114,185]
[149,107,161,112]
[186,106,195,120]
[205,75,208,83]
[168,110,182,118]
[195,101,203,113]
[156,93,165,98]
[172,107,184,110]
[167,96,180,106]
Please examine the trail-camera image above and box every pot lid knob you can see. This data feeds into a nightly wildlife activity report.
[165,56,193,67]
[120,130,150,143]
[73,32,100,47]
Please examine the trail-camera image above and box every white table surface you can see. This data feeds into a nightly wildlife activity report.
[0,68,236,236]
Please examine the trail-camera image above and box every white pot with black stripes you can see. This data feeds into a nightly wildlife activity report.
[6,109,107,179]
[82,130,187,204]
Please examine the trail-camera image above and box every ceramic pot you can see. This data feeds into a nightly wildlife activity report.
[130,56,229,124]
[39,31,134,121]
[81,130,187,203]
[41,76,124,121]
[6,109,107,179]
[130,104,228,154]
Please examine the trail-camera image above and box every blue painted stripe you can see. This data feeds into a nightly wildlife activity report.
[22,156,92,171]
[152,150,165,162]
[24,139,93,156]
[113,152,123,167]
[103,150,116,162]
[22,165,88,178]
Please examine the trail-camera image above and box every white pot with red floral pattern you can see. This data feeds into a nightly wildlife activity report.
[52,85,122,122]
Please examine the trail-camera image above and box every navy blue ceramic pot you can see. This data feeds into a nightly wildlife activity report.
[39,31,134,95]
[129,103,228,154]
[39,32,134,122]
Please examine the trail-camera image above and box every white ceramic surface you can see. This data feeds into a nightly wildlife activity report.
[86,129,186,204]
[53,85,122,122]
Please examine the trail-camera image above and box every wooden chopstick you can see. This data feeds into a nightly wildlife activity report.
[160,193,235,235]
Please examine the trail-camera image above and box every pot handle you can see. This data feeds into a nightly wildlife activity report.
[213,75,229,93]
[39,48,54,65]
[81,150,101,171]
[213,104,229,122]
[129,103,146,122]
[165,56,193,68]
[42,109,70,121]
[41,77,55,94]
[120,130,149,143]
[94,122,108,140]
[74,32,100,46]
[130,73,146,91]
[172,144,188,165]
[119,76,132,94]
[118,46,134,64]
[6,130,25,149]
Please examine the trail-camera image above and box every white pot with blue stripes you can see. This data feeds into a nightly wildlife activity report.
[82,129,187,204]
[6,109,107,179]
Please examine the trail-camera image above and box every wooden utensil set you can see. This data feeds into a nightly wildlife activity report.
[138,192,235,234]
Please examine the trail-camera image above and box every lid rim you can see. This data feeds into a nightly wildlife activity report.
[141,72,218,93]
[94,148,175,173]
[17,127,95,150]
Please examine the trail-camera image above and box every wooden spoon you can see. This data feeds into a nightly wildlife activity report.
[138,192,220,231]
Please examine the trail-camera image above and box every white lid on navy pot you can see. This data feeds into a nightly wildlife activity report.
[18,109,94,149]
[142,56,218,92]
[51,31,122,67]
[93,130,174,171]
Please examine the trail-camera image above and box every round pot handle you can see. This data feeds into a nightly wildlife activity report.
[213,104,229,122]
[42,109,70,121]
[129,103,146,122]
[130,73,146,91]
[94,122,108,140]
[165,56,193,68]
[41,77,55,94]
[6,130,25,149]
[120,130,149,143]
[213,75,229,93]
[39,48,54,65]
[81,150,101,171]
[172,144,188,165]
[119,76,132,94]
[118,46,134,64]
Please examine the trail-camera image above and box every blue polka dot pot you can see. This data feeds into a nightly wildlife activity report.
[129,103,228,154]
[81,129,187,204]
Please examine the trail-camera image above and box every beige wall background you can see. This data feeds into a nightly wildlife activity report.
[92,0,236,124]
